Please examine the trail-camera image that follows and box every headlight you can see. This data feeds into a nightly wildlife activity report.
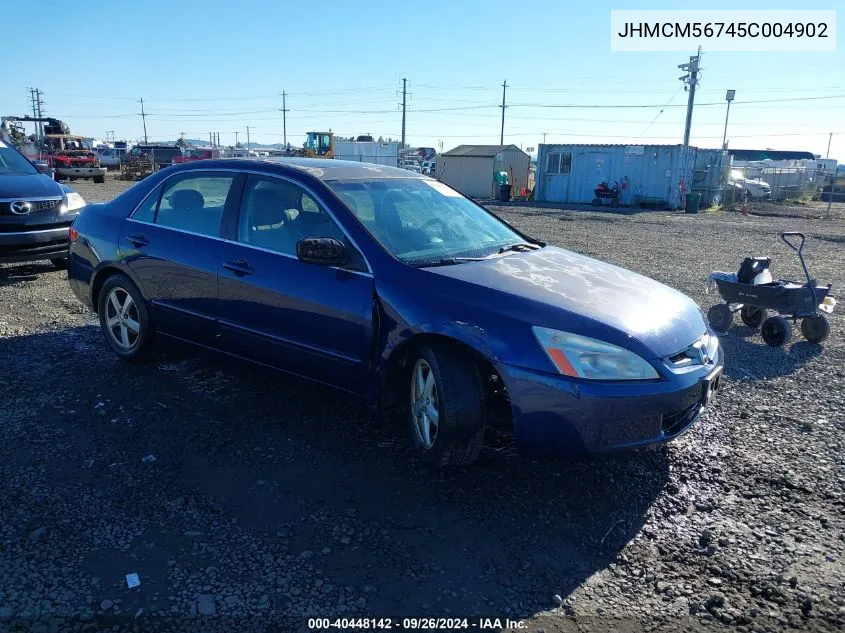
[62,192,87,213]
[532,326,659,381]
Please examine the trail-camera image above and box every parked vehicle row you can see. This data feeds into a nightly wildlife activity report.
[61,157,722,466]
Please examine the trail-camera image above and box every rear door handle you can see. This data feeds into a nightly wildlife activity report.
[127,233,149,247]
[223,259,254,276]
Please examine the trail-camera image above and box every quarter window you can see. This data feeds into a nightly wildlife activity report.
[155,175,234,237]
[132,186,161,223]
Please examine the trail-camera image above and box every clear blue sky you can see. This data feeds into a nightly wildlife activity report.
[3,0,842,159]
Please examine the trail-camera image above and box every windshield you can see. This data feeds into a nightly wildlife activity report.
[0,144,39,175]
[328,178,530,264]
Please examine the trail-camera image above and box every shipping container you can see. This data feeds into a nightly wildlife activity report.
[535,144,725,209]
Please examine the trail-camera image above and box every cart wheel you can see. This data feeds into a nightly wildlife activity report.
[800,315,830,344]
[761,316,792,347]
[740,306,766,329]
[707,304,733,333]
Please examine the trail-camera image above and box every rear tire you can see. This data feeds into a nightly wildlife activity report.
[761,316,792,347]
[408,343,485,467]
[740,305,766,329]
[707,304,733,333]
[97,274,154,361]
[801,315,830,344]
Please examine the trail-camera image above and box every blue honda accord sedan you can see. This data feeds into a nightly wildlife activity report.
[68,158,722,466]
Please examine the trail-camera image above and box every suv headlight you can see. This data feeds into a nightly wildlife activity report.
[61,192,87,213]
[532,326,659,380]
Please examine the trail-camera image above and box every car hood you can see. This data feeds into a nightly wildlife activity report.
[0,173,65,198]
[427,246,707,358]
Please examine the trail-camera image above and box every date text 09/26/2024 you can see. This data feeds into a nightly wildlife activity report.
[308,618,527,630]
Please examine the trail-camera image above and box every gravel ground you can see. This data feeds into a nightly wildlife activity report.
[1,176,844,632]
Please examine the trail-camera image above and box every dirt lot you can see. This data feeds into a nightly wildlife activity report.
[1,176,844,632]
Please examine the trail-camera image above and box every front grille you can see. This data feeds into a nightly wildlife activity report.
[0,198,62,216]
[0,238,68,253]
[0,221,72,233]
[661,402,700,435]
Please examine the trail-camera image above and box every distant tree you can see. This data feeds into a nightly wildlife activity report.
[235,141,243,148]
[175,137,187,148]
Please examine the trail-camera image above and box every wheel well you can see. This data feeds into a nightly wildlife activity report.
[90,266,123,314]
[382,333,512,429]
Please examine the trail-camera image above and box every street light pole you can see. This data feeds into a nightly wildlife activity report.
[722,89,735,150]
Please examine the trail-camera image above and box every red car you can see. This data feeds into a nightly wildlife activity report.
[173,148,220,164]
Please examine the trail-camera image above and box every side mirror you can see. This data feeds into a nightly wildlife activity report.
[296,237,346,267]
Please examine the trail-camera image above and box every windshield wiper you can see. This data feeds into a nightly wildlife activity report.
[498,242,541,254]
[408,256,491,268]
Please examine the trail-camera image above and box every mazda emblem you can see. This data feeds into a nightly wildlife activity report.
[10,201,33,215]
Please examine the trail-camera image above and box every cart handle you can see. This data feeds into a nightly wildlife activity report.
[781,232,805,254]
[782,231,817,310]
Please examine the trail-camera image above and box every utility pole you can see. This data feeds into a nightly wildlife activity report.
[499,80,507,145]
[678,48,701,148]
[722,90,735,150]
[280,91,288,147]
[139,97,148,144]
[542,132,547,144]
[827,133,833,158]
[246,126,250,152]
[180,132,185,147]
[234,131,239,147]
[400,78,407,148]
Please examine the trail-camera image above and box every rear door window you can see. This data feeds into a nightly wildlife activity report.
[153,174,235,237]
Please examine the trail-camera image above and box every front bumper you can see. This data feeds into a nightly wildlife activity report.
[498,353,724,456]
[0,225,70,263]
[55,167,106,178]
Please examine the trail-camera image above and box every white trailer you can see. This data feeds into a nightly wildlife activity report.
[334,141,399,167]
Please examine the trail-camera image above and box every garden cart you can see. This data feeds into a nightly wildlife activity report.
[706,232,835,347]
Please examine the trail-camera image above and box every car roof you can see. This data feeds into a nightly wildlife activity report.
[170,157,428,181]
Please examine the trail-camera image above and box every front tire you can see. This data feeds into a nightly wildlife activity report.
[408,344,485,467]
[761,316,792,347]
[97,274,154,360]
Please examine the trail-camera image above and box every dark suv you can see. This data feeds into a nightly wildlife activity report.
[127,145,183,169]
[0,141,86,268]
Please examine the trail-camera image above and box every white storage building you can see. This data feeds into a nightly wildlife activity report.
[436,145,530,198]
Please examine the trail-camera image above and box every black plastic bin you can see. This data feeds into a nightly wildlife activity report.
[497,183,512,201]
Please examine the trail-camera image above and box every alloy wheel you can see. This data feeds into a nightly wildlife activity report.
[104,287,141,350]
[410,359,439,450]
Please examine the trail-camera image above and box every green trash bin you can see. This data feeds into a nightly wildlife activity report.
[685,192,701,213]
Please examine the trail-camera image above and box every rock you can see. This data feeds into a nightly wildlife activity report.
[197,599,215,616]
[707,577,722,586]
[789,576,798,588]
[655,581,671,593]
[553,594,564,606]
[28,527,46,541]
[321,547,332,555]
[699,529,714,547]
[718,537,730,547]
[800,420,813,432]
[100,599,113,611]
[706,593,725,609]
[340,536,351,545]
[0,607,14,621]
[300,550,314,560]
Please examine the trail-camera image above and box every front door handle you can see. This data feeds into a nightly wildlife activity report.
[223,259,254,276]
[127,233,149,247]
